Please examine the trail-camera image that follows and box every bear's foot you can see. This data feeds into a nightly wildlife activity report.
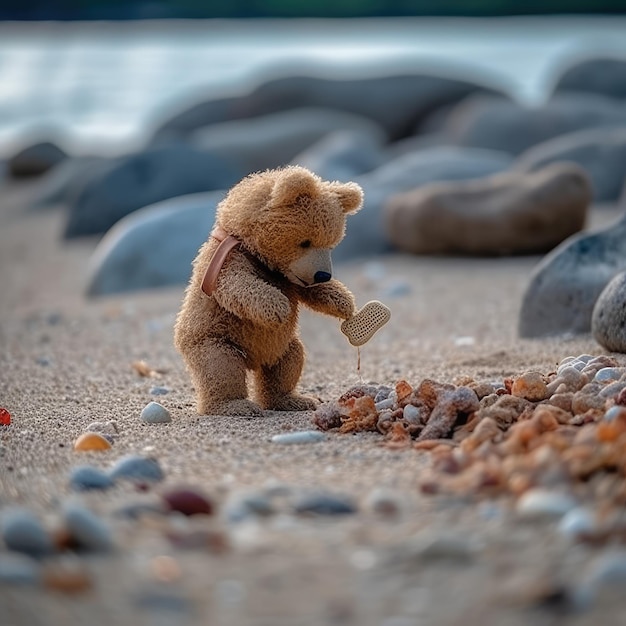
[199,399,264,418]
[267,393,318,412]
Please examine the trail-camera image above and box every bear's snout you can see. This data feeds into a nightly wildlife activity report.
[314,271,332,284]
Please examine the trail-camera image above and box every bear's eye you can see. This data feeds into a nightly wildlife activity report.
[300,240,312,249]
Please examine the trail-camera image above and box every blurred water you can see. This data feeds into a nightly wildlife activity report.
[0,16,625,154]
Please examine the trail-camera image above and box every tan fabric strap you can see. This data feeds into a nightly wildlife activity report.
[201,225,240,297]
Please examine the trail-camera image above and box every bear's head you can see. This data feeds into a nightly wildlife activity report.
[216,166,363,287]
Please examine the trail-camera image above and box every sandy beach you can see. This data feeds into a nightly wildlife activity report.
[1,188,626,625]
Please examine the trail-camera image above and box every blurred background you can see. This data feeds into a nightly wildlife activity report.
[1,1,626,306]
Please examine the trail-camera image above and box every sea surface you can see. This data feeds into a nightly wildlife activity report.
[0,16,625,154]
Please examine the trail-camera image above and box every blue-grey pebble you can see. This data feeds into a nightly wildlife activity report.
[0,553,41,585]
[109,455,165,482]
[271,431,325,445]
[0,508,54,557]
[69,465,115,491]
[62,503,114,552]
[140,401,171,424]
[149,386,170,396]
[294,493,357,516]
[226,493,274,522]
[594,368,624,383]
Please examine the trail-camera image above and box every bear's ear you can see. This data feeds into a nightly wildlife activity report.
[330,181,364,214]
[270,166,319,207]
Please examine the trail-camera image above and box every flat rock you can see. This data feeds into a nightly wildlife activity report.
[552,56,626,100]
[519,208,626,337]
[516,127,626,203]
[7,141,67,178]
[384,163,589,255]
[440,93,626,155]
[291,129,385,182]
[86,191,222,296]
[64,145,243,238]
[0,508,54,557]
[192,107,386,173]
[592,270,626,353]
[152,68,505,142]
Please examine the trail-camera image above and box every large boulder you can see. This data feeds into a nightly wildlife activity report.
[191,107,386,173]
[439,93,626,156]
[87,192,223,296]
[515,127,626,203]
[384,163,590,256]
[64,144,244,238]
[336,146,513,260]
[151,70,505,142]
[552,57,626,100]
[518,208,626,338]
[291,130,385,182]
[592,271,626,353]
[7,141,67,178]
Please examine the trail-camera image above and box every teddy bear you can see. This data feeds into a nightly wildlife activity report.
[174,165,363,417]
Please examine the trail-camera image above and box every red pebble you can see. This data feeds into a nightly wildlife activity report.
[162,488,213,516]
[0,408,10,425]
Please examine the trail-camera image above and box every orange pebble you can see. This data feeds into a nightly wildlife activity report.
[74,432,111,451]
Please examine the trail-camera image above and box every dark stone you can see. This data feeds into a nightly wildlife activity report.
[552,57,626,100]
[293,492,357,516]
[7,141,67,178]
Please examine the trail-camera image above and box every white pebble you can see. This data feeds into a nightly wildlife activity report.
[140,402,171,424]
[595,368,624,383]
[516,489,577,519]
[271,431,325,445]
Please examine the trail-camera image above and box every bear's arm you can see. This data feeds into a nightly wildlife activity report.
[296,279,355,320]
[213,253,291,325]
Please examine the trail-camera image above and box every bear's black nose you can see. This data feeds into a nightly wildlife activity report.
[314,271,332,284]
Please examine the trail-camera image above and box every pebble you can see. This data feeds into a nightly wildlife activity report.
[62,503,114,552]
[162,488,213,516]
[594,367,624,383]
[140,401,172,424]
[0,508,54,557]
[558,507,596,540]
[374,386,393,403]
[293,493,357,516]
[403,404,420,421]
[271,430,325,445]
[511,372,549,401]
[516,489,578,519]
[0,407,11,425]
[0,553,41,585]
[226,493,275,522]
[69,465,115,491]
[74,432,112,452]
[365,488,405,517]
[86,421,118,435]
[599,381,626,399]
[375,398,395,411]
[574,552,626,610]
[109,455,165,482]
[149,386,170,396]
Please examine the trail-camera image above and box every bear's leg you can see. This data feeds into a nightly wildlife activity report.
[253,338,318,411]
[187,339,264,417]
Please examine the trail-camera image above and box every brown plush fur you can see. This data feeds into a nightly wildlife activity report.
[174,166,363,417]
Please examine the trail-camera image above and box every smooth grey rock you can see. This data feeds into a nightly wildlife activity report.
[64,145,242,238]
[558,507,596,540]
[516,127,626,203]
[291,129,385,182]
[226,493,275,522]
[87,420,118,435]
[0,508,54,557]
[293,492,357,516]
[592,271,626,353]
[552,57,626,100]
[87,191,221,296]
[109,455,165,482]
[441,93,626,156]
[271,430,325,445]
[62,503,114,552]
[337,146,512,260]
[0,553,41,585]
[69,465,115,491]
[384,163,590,255]
[193,107,386,173]
[7,141,67,178]
[516,489,577,519]
[140,401,172,424]
[574,551,626,611]
[519,209,626,337]
[153,68,505,142]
